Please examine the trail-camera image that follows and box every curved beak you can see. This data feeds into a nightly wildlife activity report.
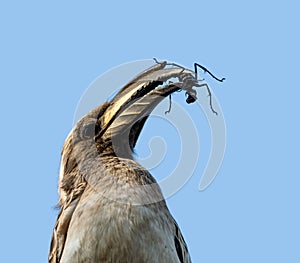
[96,62,194,154]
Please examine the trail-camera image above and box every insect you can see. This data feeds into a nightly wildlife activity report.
[152,58,225,114]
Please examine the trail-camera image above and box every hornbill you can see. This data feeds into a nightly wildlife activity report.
[48,61,207,263]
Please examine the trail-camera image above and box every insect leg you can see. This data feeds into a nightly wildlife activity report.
[153,58,185,73]
[165,94,172,114]
[194,63,225,82]
[195,83,218,115]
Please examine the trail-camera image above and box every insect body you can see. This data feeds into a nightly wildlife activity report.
[152,58,225,114]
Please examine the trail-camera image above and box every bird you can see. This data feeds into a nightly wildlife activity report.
[48,61,197,263]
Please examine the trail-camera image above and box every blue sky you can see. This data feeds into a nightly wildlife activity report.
[1,1,299,262]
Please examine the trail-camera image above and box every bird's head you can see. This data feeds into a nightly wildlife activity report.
[61,62,198,165]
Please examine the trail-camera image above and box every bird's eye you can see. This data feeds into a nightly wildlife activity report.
[82,123,96,139]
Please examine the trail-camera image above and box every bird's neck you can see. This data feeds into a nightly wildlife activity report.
[97,137,134,160]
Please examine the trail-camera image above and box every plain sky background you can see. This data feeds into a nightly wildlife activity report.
[1,1,299,262]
